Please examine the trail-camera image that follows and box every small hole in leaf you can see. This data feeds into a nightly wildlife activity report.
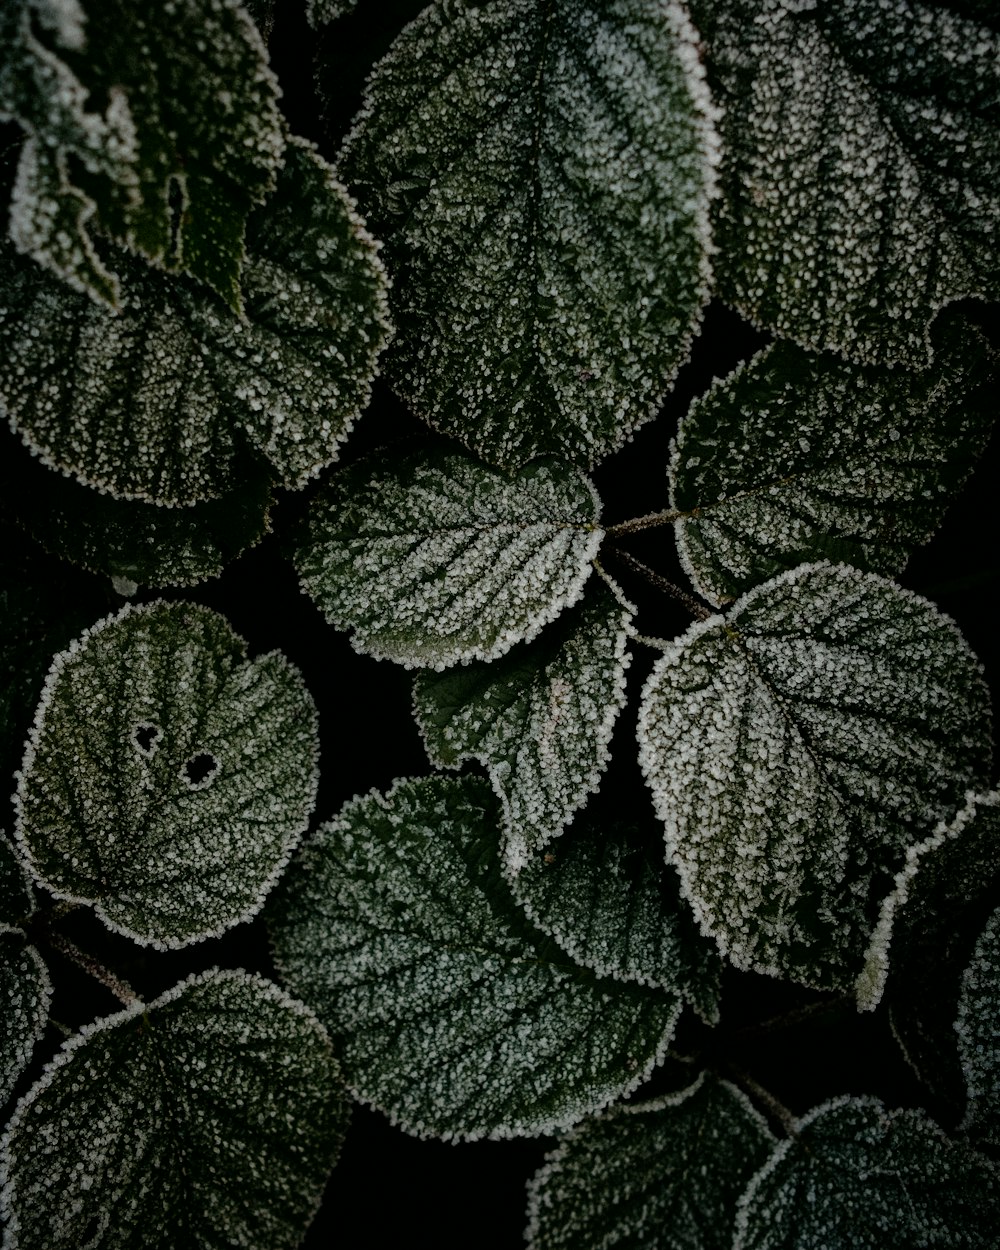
[183,753,218,787]
[133,723,161,756]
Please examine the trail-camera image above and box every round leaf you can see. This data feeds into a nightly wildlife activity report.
[413,574,633,869]
[15,601,319,948]
[696,0,1000,363]
[671,315,996,606]
[734,1096,1000,1249]
[0,139,391,506]
[0,969,348,1249]
[268,774,680,1141]
[637,562,992,989]
[296,448,603,669]
[0,925,51,1109]
[527,1075,774,1250]
[338,0,720,468]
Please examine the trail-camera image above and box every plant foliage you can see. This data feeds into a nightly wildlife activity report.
[0,0,997,1246]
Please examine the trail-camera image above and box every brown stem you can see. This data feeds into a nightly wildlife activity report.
[720,1060,800,1138]
[45,932,138,1007]
[606,509,685,537]
[607,547,713,621]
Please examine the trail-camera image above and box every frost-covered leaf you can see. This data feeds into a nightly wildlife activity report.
[510,819,722,1021]
[3,447,273,588]
[296,448,602,669]
[268,774,681,1141]
[861,792,1000,1109]
[413,576,632,868]
[0,832,33,926]
[338,0,719,468]
[0,0,284,312]
[306,0,356,25]
[694,0,1000,363]
[637,562,991,989]
[15,600,319,948]
[0,969,348,1249]
[672,315,996,606]
[956,903,1000,1149]
[733,1096,1000,1249]
[0,925,50,1109]
[0,138,391,506]
[527,1075,773,1250]
[245,0,276,41]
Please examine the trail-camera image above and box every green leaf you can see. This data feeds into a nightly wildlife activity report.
[0,831,33,926]
[637,562,991,990]
[695,0,1000,363]
[268,774,681,1141]
[956,902,1000,1150]
[509,819,721,1022]
[15,601,319,948]
[0,138,391,506]
[0,0,284,312]
[526,1075,774,1250]
[0,969,348,1249]
[413,575,632,869]
[733,1096,1000,1249]
[1,925,51,1108]
[338,0,720,468]
[671,315,996,606]
[295,448,603,669]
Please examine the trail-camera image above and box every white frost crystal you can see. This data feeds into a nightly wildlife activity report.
[15,600,319,948]
[0,925,51,1109]
[956,901,1000,1148]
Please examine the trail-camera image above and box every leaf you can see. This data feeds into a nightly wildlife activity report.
[0,0,284,312]
[413,575,632,869]
[0,969,348,1249]
[268,774,681,1141]
[338,0,720,468]
[637,562,992,990]
[526,1075,774,1250]
[0,831,33,927]
[733,1096,1000,1249]
[509,819,721,1022]
[694,0,1000,363]
[15,600,319,948]
[306,0,356,25]
[2,446,274,589]
[0,138,391,506]
[956,902,1000,1149]
[295,448,603,669]
[671,315,997,606]
[0,925,51,1109]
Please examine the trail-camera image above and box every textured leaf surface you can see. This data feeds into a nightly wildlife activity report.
[306,0,356,24]
[734,1096,1000,1249]
[15,601,319,948]
[510,819,721,1021]
[637,562,991,989]
[695,0,1000,363]
[0,0,284,311]
[0,139,390,506]
[527,1075,773,1250]
[269,775,680,1141]
[0,925,50,1108]
[413,576,632,868]
[0,832,33,926]
[339,0,719,468]
[0,969,348,1249]
[672,316,996,606]
[956,903,1000,1148]
[296,449,602,668]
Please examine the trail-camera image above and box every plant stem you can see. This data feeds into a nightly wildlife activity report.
[720,1060,799,1138]
[732,994,853,1040]
[606,508,685,537]
[44,931,138,1007]
[607,547,713,621]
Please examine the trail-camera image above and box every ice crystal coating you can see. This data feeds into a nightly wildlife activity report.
[526,1075,773,1250]
[671,315,996,606]
[296,448,603,669]
[0,138,391,506]
[0,969,348,1249]
[268,774,681,1141]
[15,600,319,948]
[637,562,992,989]
[306,0,356,25]
[510,819,721,1021]
[695,0,1000,363]
[0,0,284,312]
[956,903,1000,1149]
[733,1096,1000,1249]
[0,925,51,1108]
[413,575,632,869]
[339,0,720,468]
[0,831,34,928]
